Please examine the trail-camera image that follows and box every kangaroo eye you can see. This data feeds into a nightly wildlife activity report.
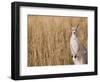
[74,55,77,58]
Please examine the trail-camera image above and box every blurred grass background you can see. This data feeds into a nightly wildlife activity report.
[28,15,88,66]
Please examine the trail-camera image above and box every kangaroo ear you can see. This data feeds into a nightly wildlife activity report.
[76,24,79,30]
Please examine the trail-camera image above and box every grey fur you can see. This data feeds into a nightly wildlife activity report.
[70,25,87,64]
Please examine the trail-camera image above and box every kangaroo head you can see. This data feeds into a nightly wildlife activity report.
[71,24,79,36]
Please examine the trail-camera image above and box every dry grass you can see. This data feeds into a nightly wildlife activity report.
[28,15,88,66]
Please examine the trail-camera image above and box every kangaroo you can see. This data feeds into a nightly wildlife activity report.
[70,24,87,64]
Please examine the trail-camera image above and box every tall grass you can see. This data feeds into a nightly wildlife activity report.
[28,16,88,66]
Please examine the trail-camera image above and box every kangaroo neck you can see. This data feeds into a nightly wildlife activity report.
[72,33,78,39]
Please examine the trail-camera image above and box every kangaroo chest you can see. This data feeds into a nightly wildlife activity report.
[70,35,79,54]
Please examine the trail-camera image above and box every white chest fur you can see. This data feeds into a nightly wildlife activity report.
[70,34,79,55]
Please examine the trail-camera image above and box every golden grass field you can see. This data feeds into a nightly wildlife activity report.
[28,15,88,66]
